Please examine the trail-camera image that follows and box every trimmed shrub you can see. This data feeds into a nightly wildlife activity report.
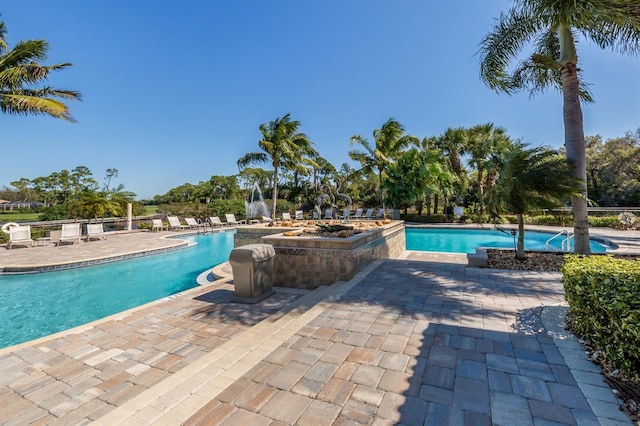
[402,214,447,223]
[136,222,153,230]
[588,216,625,229]
[562,255,640,378]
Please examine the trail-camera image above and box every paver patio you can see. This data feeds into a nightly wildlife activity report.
[1,226,638,425]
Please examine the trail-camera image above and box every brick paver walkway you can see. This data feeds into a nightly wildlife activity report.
[0,282,307,425]
[184,260,632,425]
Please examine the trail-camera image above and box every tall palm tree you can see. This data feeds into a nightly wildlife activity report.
[467,123,512,214]
[0,19,81,120]
[487,142,580,259]
[434,127,468,177]
[478,0,640,255]
[237,113,318,218]
[349,118,418,208]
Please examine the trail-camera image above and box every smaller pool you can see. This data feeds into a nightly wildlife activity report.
[406,228,608,254]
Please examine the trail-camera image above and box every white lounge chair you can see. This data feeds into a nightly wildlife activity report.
[225,214,246,226]
[281,212,291,221]
[8,225,33,249]
[58,223,81,245]
[376,208,386,219]
[85,223,107,241]
[353,208,363,220]
[324,209,333,220]
[151,219,167,231]
[184,217,201,229]
[262,216,274,223]
[363,208,374,220]
[295,210,304,220]
[209,216,225,227]
[167,216,189,230]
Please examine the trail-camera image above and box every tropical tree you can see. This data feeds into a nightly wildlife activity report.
[0,18,81,120]
[478,0,640,254]
[487,143,580,259]
[237,113,318,217]
[383,147,446,214]
[586,130,640,206]
[467,123,512,215]
[349,118,419,208]
[71,192,124,221]
[433,127,469,212]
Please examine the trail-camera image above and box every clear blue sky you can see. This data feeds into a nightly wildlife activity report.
[2,1,639,200]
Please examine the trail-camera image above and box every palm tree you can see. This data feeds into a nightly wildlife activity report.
[467,123,512,215]
[72,192,123,221]
[237,113,318,218]
[349,118,418,208]
[478,0,640,255]
[0,18,81,120]
[487,142,580,260]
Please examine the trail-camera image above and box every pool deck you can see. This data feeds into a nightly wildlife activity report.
[0,226,639,425]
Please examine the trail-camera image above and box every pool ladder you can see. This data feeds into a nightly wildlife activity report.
[545,230,573,251]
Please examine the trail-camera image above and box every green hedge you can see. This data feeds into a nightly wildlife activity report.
[562,255,640,378]
[402,214,447,223]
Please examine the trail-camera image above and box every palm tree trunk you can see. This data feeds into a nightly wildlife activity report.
[271,167,279,219]
[478,166,485,214]
[560,60,591,255]
[379,170,385,208]
[516,214,525,260]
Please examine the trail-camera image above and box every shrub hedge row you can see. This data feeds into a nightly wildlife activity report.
[562,255,640,378]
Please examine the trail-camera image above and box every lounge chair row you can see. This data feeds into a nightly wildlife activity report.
[276,208,386,221]
[301,208,386,221]
[4,222,105,249]
[153,214,247,231]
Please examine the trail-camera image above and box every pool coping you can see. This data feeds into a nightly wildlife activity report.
[0,229,236,274]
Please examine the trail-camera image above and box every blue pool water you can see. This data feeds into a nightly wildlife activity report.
[405,228,608,254]
[0,231,235,349]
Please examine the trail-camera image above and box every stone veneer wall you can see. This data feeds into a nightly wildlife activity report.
[254,221,406,289]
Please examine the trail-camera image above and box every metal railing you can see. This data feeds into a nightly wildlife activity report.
[545,230,573,251]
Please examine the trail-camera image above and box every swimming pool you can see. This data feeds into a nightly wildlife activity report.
[0,231,235,349]
[405,227,608,254]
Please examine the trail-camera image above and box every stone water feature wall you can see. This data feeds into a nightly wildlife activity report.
[233,221,406,289]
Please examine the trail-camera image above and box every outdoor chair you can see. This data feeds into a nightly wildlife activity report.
[363,208,374,220]
[376,208,386,219]
[151,219,167,231]
[184,217,201,229]
[281,212,291,221]
[8,225,33,249]
[225,214,246,226]
[261,216,274,223]
[324,209,333,220]
[353,208,363,220]
[341,208,350,220]
[167,216,189,230]
[58,223,81,245]
[295,210,304,220]
[85,223,107,241]
[209,216,225,227]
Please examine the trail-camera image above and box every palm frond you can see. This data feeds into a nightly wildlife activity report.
[237,152,268,170]
[479,8,543,93]
[0,93,76,121]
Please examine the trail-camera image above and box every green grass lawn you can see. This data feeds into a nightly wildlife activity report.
[0,211,39,222]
